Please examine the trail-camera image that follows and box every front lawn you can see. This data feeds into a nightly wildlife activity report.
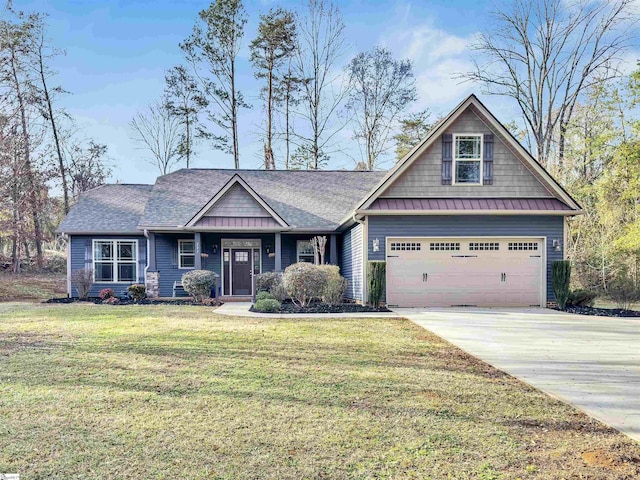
[0,272,66,301]
[0,304,638,479]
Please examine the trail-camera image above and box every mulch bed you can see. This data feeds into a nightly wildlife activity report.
[251,301,390,314]
[558,305,640,317]
[44,297,221,307]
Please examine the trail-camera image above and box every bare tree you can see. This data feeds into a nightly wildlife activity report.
[346,46,416,170]
[460,0,636,168]
[276,57,304,169]
[181,0,249,168]
[250,8,297,170]
[164,65,209,169]
[64,139,111,197]
[130,101,182,175]
[295,0,348,169]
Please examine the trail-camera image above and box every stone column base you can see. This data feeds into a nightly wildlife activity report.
[146,271,160,298]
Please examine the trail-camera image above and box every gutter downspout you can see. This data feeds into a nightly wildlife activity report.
[62,233,71,297]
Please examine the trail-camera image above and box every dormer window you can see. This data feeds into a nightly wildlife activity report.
[454,134,482,184]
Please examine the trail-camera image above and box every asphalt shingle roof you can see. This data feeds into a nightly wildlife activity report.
[139,169,387,230]
[57,184,153,233]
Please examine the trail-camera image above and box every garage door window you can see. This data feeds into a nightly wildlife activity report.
[390,242,421,251]
[469,242,499,251]
[429,242,460,251]
[508,242,539,251]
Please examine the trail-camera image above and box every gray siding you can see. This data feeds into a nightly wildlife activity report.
[205,183,270,217]
[155,233,276,297]
[382,108,552,198]
[341,223,363,301]
[367,215,564,302]
[69,235,147,297]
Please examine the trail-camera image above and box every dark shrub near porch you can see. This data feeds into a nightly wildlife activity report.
[127,284,147,302]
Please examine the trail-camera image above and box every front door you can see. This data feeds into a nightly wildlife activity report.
[231,249,252,295]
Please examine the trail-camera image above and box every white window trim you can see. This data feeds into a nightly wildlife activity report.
[452,133,483,186]
[178,239,196,270]
[92,239,138,283]
[296,240,315,263]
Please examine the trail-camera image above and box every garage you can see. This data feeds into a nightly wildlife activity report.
[386,237,544,307]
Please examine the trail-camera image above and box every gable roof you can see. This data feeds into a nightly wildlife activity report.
[138,169,387,231]
[57,184,153,234]
[186,174,289,229]
[352,94,582,215]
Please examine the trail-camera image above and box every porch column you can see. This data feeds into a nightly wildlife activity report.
[194,232,202,270]
[147,232,156,271]
[330,234,337,265]
[275,233,282,271]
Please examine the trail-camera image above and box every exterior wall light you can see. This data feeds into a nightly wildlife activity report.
[552,239,562,252]
[373,238,380,252]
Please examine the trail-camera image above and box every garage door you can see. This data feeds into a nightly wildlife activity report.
[386,237,543,307]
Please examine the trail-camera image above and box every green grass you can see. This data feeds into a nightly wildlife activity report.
[0,272,66,301]
[0,304,638,479]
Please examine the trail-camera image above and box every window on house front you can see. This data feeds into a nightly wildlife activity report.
[93,240,137,282]
[454,134,482,184]
[178,240,196,269]
[297,240,315,263]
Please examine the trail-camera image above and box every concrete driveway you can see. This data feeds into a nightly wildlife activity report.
[393,307,640,443]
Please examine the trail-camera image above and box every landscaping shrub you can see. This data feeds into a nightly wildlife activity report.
[253,298,281,312]
[319,265,348,305]
[182,270,218,302]
[566,289,597,307]
[256,290,275,301]
[282,262,328,307]
[99,288,115,300]
[367,261,386,307]
[102,297,120,305]
[551,260,571,309]
[608,272,640,310]
[255,271,283,293]
[127,284,146,302]
[71,269,93,300]
[271,282,288,303]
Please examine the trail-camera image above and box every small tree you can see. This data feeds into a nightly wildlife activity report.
[71,269,93,299]
[311,235,327,264]
[552,260,571,309]
[367,261,386,307]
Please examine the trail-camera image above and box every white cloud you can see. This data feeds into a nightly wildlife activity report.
[377,16,478,110]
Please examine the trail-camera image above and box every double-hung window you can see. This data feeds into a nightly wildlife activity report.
[296,240,315,263]
[178,240,196,269]
[93,240,137,283]
[454,134,482,184]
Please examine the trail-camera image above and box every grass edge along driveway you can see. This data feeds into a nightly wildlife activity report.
[0,303,638,479]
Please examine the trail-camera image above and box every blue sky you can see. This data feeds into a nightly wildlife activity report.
[20,0,517,184]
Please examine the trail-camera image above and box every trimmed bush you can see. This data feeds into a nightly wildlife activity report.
[99,288,115,300]
[253,298,281,312]
[182,270,218,303]
[282,262,328,307]
[71,269,93,300]
[256,290,275,301]
[128,284,147,302]
[271,282,288,303]
[102,297,121,305]
[367,261,386,307]
[255,272,283,293]
[566,289,597,307]
[319,265,348,306]
[551,260,571,309]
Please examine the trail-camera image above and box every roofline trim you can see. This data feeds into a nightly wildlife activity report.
[184,174,290,229]
[357,209,582,216]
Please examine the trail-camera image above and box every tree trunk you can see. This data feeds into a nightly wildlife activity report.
[285,83,290,170]
[231,57,239,169]
[265,63,274,170]
[11,47,43,268]
[38,41,69,213]
[185,112,191,169]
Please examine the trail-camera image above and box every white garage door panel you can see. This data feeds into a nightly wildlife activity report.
[386,237,542,307]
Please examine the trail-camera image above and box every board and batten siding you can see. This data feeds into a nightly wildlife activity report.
[381,108,553,198]
[69,235,147,297]
[367,215,564,302]
[341,223,364,301]
[204,183,270,217]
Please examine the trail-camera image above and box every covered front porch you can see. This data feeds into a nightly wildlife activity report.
[146,231,340,298]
